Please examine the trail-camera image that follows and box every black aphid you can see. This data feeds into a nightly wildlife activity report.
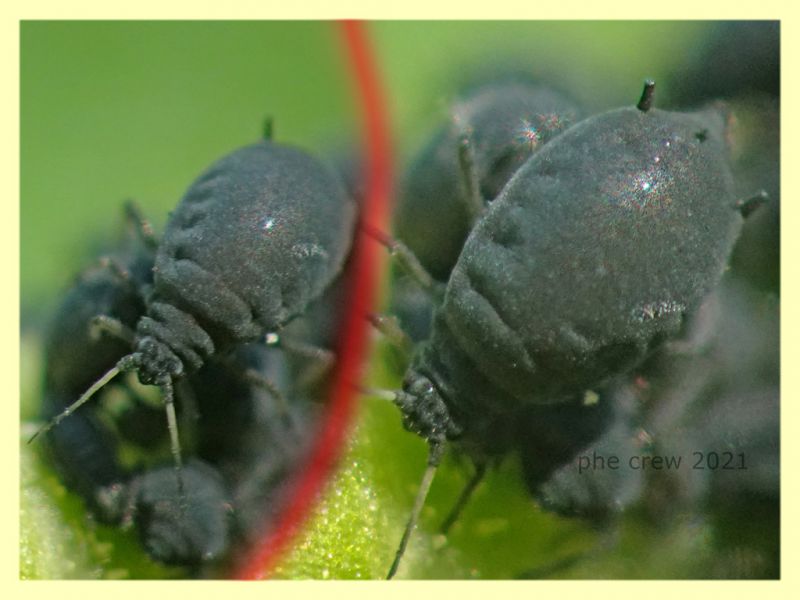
[384,82,754,578]
[40,204,155,521]
[39,205,327,567]
[33,133,357,498]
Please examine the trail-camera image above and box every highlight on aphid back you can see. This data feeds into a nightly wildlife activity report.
[21,20,779,580]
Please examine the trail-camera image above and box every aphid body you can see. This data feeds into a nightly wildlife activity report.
[37,138,355,474]
[40,216,237,566]
[127,140,356,387]
[395,80,583,283]
[399,103,741,451]
[387,91,746,577]
[37,136,357,567]
[41,215,154,521]
[390,80,583,346]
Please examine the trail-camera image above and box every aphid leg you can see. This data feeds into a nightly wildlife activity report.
[160,377,186,507]
[519,514,620,578]
[175,378,200,422]
[358,387,398,402]
[28,363,124,444]
[97,256,134,283]
[387,441,445,580]
[175,378,200,452]
[456,131,485,225]
[662,328,717,358]
[122,200,158,250]
[439,460,488,535]
[240,366,297,430]
[262,116,274,141]
[278,337,336,394]
[662,290,723,357]
[361,223,445,300]
[636,79,656,112]
[367,313,413,363]
[89,315,135,345]
[735,189,769,218]
[214,352,295,427]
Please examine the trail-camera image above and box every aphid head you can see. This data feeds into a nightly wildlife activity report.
[385,371,463,579]
[395,370,462,444]
[125,336,184,386]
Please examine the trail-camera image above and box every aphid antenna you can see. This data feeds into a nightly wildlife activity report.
[455,131,485,225]
[27,363,123,445]
[29,354,188,504]
[439,460,488,535]
[636,79,656,112]
[358,386,397,403]
[387,441,445,579]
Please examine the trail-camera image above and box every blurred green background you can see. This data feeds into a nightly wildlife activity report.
[22,21,768,579]
[21,21,714,322]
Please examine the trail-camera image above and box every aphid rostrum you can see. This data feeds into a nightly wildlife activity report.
[384,82,755,578]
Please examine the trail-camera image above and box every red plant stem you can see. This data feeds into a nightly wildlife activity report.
[233,20,393,580]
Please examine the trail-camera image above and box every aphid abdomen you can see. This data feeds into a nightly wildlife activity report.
[395,81,583,282]
[41,393,127,523]
[130,459,232,565]
[524,381,644,520]
[41,239,154,523]
[44,264,146,394]
[442,106,741,406]
[154,141,356,346]
[642,277,780,511]
[516,391,616,490]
